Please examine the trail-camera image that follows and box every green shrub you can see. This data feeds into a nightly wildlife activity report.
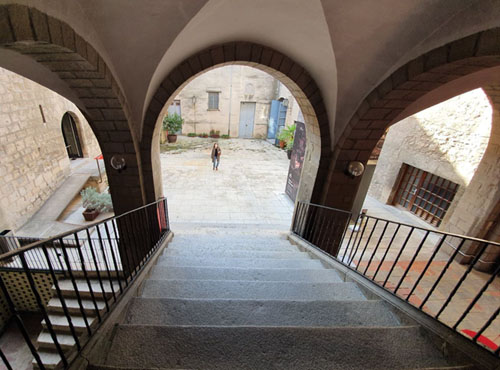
[221,134,230,139]
[81,187,113,212]
[187,132,197,137]
[162,113,183,133]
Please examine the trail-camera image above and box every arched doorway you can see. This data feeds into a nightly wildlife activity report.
[141,42,330,208]
[61,112,83,159]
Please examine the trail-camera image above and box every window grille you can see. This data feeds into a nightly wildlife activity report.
[394,164,459,227]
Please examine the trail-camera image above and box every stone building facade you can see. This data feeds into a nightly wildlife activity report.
[367,88,499,267]
[170,65,301,138]
[0,67,100,232]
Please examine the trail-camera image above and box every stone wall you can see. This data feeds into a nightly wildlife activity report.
[368,88,494,234]
[173,65,300,138]
[0,67,100,232]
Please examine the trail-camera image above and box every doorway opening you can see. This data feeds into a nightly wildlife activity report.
[61,112,83,159]
[155,64,309,227]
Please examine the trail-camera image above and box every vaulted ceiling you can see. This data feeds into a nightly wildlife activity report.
[1,0,499,145]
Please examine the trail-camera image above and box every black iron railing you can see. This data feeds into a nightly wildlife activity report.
[292,201,500,357]
[0,198,170,370]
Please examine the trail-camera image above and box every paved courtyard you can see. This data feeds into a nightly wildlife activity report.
[161,137,295,228]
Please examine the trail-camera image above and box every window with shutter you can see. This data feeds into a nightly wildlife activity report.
[208,92,219,110]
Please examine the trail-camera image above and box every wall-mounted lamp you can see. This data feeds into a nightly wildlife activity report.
[110,154,127,172]
[191,96,197,105]
[345,161,365,178]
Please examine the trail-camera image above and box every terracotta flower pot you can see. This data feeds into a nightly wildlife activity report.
[167,134,178,143]
[83,209,99,221]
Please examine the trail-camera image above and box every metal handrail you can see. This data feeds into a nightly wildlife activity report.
[0,198,170,369]
[0,198,168,262]
[292,201,500,357]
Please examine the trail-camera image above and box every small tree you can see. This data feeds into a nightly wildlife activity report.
[162,113,183,133]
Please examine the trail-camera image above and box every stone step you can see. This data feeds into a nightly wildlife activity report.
[37,331,77,351]
[32,350,62,370]
[104,326,457,369]
[91,367,476,370]
[53,278,122,299]
[156,256,325,269]
[163,249,310,259]
[141,280,366,301]
[170,233,291,242]
[41,313,97,334]
[47,297,107,316]
[149,266,343,283]
[168,238,294,249]
[166,240,298,252]
[125,298,401,327]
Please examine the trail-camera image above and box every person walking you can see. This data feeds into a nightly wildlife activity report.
[211,142,221,171]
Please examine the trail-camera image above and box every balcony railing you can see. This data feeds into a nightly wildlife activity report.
[0,198,170,370]
[292,201,500,358]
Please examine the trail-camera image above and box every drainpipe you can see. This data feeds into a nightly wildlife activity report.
[227,66,233,136]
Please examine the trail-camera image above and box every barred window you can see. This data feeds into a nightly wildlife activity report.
[394,164,459,227]
[208,92,219,110]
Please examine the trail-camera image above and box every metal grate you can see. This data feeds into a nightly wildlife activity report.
[394,164,459,227]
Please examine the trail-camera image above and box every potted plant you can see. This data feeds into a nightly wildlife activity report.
[210,130,220,138]
[277,124,296,155]
[163,113,183,143]
[81,187,113,221]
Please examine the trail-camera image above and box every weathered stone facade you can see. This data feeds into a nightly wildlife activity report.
[172,65,301,138]
[368,88,497,239]
[0,67,100,232]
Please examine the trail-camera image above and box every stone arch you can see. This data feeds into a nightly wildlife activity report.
[327,28,500,211]
[141,42,331,204]
[0,4,143,214]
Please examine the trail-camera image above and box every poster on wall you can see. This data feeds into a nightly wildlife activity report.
[285,121,306,201]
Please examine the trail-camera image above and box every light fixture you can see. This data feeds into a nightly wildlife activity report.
[110,154,126,172]
[345,161,365,178]
[191,96,197,105]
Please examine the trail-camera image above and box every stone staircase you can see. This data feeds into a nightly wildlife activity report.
[93,227,473,369]
[33,277,120,369]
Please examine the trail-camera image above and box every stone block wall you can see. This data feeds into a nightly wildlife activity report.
[367,88,495,234]
[173,65,300,138]
[0,67,100,232]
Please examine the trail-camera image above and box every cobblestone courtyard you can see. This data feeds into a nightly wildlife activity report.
[161,137,294,228]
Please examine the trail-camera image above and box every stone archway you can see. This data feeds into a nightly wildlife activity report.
[324,28,500,212]
[141,42,331,206]
[0,4,143,214]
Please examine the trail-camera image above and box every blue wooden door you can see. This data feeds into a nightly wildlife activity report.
[267,100,288,140]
